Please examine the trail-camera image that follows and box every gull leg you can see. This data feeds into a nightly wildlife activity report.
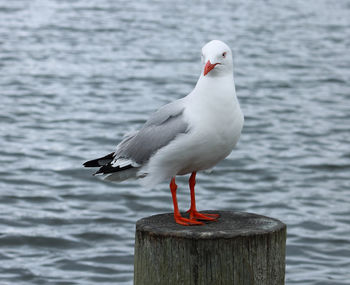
[186,172,220,221]
[170,177,203,226]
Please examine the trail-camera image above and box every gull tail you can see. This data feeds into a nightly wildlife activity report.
[83,153,140,182]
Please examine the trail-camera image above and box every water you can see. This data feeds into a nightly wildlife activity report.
[1,0,349,284]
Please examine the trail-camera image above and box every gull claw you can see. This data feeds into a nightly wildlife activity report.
[174,215,204,226]
[186,210,220,221]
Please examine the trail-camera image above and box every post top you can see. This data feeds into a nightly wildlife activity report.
[136,211,286,239]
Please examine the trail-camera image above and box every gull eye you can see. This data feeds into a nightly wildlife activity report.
[222,52,227,58]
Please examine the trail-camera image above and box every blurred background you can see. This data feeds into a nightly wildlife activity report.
[0,0,349,284]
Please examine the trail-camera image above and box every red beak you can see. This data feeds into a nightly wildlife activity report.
[204,60,219,76]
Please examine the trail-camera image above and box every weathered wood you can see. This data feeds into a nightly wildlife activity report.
[134,211,286,285]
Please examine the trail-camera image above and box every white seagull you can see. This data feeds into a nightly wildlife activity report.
[84,40,244,226]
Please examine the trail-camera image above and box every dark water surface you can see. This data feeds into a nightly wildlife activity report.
[1,0,350,284]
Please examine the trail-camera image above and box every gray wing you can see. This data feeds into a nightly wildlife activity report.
[114,99,189,164]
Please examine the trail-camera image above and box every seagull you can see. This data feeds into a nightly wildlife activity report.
[83,40,244,226]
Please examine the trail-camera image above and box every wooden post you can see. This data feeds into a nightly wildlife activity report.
[134,211,286,285]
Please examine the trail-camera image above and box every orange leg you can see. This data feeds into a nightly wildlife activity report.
[170,177,203,226]
[186,172,220,221]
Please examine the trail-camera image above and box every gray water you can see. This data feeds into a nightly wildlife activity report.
[1,0,350,284]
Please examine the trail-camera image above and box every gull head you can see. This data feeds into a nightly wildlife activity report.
[201,40,233,77]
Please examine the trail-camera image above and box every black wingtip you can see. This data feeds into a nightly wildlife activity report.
[94,164,134,175]
[83,152,115,168]
[83,160,97,167]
